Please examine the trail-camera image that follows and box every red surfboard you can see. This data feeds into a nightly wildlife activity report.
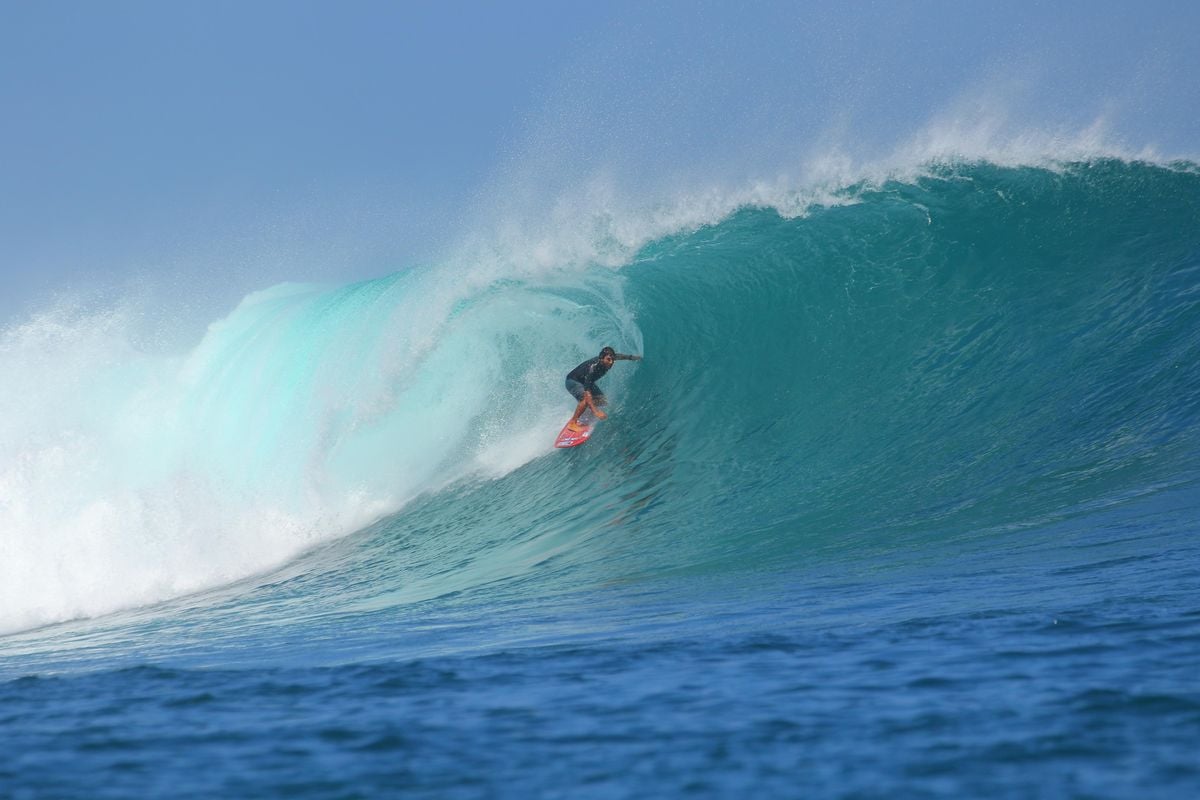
[554,411,600,448]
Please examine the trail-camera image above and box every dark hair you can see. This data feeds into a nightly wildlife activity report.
[599,346,616,358]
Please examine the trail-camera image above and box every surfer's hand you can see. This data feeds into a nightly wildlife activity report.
[595,410,608,419]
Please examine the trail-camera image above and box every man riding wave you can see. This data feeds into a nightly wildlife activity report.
[565,346,642,428]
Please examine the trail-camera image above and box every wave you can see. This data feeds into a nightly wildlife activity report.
[2,157,1198,635]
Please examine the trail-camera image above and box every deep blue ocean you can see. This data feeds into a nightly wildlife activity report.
[2,158,1200,798]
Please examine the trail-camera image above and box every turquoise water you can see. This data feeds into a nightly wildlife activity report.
[2,159,1199,797]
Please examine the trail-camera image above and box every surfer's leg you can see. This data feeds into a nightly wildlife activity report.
[570,395,589,425]
[566,378,588,423]
[588,390,607,419]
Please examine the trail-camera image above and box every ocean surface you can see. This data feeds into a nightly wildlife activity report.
[2,158,1200,798]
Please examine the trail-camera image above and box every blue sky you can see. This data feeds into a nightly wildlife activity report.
[2,1,1198,325]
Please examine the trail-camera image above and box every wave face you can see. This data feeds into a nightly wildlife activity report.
[2,158,1199,636]
[615,159,1200,571]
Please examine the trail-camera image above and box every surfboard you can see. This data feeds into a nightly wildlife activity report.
[554,411,599,448]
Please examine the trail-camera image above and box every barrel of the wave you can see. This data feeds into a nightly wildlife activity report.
[555,347,643,448]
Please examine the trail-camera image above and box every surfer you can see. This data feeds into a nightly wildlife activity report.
[566,346,642,427]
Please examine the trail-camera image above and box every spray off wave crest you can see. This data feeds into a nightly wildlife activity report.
[469,124,1183,299]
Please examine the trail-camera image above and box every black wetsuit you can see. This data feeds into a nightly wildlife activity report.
[565,357,612,402]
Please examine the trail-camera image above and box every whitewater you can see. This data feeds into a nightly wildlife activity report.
[2,152,1199,797]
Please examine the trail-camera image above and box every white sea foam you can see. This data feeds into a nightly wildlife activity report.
[0,268,638,634]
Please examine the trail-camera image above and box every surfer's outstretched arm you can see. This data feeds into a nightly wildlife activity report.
[614,353,642,361]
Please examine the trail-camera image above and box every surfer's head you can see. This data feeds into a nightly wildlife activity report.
[599,346,616,364]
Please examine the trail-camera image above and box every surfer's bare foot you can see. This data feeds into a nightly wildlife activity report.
[594,410,607,420]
